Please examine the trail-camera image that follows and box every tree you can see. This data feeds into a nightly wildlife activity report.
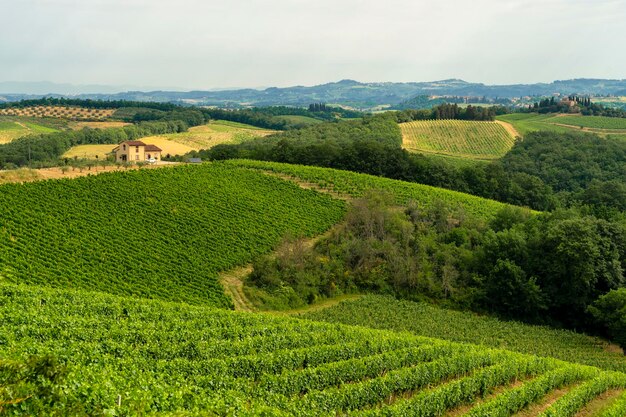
[588,289,626,353]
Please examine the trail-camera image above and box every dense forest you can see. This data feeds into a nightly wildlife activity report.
[248,193,626,337]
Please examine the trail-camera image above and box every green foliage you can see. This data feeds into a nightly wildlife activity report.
[589,289,626,351]
[303,295,626,372]
[1,282,625,415]
[600,390,626,417]
[226,159,512,220]
[0,163,344,307]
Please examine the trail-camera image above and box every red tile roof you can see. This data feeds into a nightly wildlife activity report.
[144,145,162,152]
[124,141,147,146]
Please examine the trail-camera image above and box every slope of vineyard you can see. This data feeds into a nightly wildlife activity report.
[2,283,626,416]
[227,159,527,220]
[303,295,626,373]
[400,119,516,160]
[0,163,345,307]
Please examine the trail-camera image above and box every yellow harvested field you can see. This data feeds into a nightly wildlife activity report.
[136,136,196,156]
[0,106,114,120]
[63,138,195,160]
[159,121,275,149]
[68,121,130,130]
[63,121,273,160]
[63,145,117,160]
[0,168,41,184]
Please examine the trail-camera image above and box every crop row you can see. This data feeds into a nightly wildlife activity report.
[226,159,517,220]
[1,283,625,415]
[0,164,345,307]
[401,119,515,159]
[302,295,626,373]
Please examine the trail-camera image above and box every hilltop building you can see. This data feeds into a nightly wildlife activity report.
[112,140,162,163]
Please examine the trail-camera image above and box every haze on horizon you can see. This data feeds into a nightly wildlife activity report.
[1,0,625,92]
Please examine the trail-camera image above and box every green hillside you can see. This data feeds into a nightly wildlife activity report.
[2,283,626,416]
[227,159,524,220]
[401,119,516,160]
[497,113,626,139]
[303,295,626,373]
[0,163,345,307]
[0,118,59,144]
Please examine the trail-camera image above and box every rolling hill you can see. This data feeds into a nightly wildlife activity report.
[400,119,517,160]
[0,163,345,307]
[2,282,626,416]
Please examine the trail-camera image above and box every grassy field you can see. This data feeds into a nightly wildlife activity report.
[2,282,626,416]
[62,121,272,159]
[143,120,274,150]
[0,163,345,307]
[400,119,517,160]
[0,105,114,120]
[228,159,525,220]
[0,117,60,143]
[303,295,626,373]
[497,113,626,139]
[545,115,626,130]
[275,114,323,125]
[67,120,131,130]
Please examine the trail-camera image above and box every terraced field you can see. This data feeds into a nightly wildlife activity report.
[0,163,345,307]
[2,283,626,416]
[400,119,517,160]
[0,105,114,120]
[227,159,522,220]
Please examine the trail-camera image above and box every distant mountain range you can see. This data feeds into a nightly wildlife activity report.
[2,78,626,109]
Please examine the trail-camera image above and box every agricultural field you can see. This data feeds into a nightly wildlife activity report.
[0,117,60,143]
[2,282,626,416]
[0,163,345,307]
[0,105,114,120]
[155,120,275,149]
[497,113,626,139]
[62,120,269,159]
[275,114,324,125]
[67,120,131,130]
[303,295,626,373]
[227,159,522,220]
[545,115,626,130]
[400,119,517,160]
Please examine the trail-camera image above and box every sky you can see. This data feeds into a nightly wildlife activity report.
[1,0,625,91]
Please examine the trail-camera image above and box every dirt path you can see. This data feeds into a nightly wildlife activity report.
[512,383,582,417]
[219,265,255,312]
[217,172,351,313]
[496,120,521,138]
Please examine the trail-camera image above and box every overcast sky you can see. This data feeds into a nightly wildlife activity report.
[1,0,625,90]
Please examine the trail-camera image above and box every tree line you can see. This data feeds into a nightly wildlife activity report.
[190,116,626,214]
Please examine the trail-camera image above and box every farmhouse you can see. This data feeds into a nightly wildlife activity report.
[112,140,162,163]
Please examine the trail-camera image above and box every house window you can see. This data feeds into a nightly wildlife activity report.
[123,144,126,150]
[135,155,139,160]
[136,146,139,152]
